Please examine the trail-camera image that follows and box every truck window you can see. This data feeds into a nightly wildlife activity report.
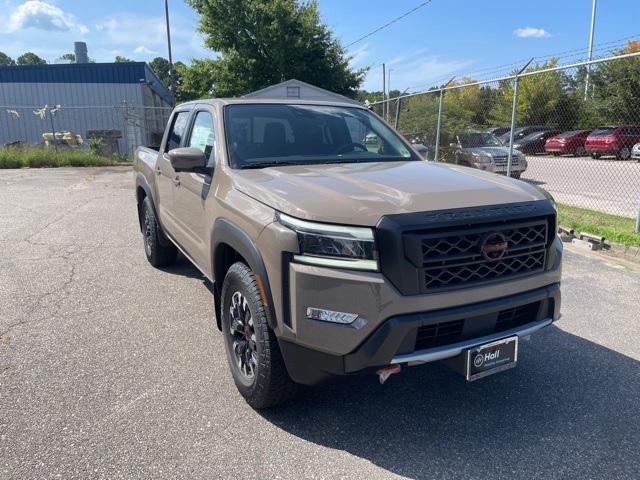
[187,111,216,168]
[165,111,190,152]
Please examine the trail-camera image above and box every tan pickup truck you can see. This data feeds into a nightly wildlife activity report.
[134,99,562,408]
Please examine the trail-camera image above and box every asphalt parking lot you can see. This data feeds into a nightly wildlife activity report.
[523,155,640,217]
[1,167,639,480]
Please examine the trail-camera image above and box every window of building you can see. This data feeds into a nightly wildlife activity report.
[286,86,301,98]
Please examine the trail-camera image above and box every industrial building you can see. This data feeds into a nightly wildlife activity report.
[0,43,173,155]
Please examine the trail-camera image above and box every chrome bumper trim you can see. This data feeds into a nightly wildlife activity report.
[390,318,552,365]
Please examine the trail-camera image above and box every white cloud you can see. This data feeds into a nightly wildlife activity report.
[514,27,551,39]
[348,43,372,68]
[360,51,473,92]
[4,0,88,34]
[134,45,157,55]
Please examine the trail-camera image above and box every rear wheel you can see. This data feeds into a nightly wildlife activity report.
[575,146,586,157]
[141,197,177,267]
[617,146,631,160]
[221,262,298,409]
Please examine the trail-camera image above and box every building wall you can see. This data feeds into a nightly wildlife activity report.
[0,82,149,153]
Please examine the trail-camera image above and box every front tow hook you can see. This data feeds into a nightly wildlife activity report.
[376,364,401,384]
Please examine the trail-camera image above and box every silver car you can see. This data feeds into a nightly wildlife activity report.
[631,142,640,161]
[447,132,528,178]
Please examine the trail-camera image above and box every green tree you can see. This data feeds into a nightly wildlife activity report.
[0,52,15,66]
[185,0,364,98]
[60,53,75,62]
[16,52,47,65]
[115,55,133,63]
[149,57,171,86]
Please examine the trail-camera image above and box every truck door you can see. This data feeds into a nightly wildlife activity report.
[171,108,217,270]
[156,110,191,237]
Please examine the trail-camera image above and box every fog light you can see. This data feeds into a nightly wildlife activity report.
[306,307,358,324]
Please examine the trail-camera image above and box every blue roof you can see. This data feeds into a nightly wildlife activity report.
[0,62,172,104]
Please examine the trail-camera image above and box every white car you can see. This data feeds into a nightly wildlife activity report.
[631,142,640,161]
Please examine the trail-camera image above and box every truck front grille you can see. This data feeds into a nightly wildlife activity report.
[376,201,557,296]
[408,220,548,292]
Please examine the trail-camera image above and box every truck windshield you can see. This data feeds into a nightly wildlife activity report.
[458,133,502,148]
[224,104,418,168]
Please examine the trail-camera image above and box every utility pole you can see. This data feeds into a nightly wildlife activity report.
[584,0,597,100]
[164,0,176,105]
[382,63,386,121]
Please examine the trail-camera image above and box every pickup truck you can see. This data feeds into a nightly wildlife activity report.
[134,99,562,409]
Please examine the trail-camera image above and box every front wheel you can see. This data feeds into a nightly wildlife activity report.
[221,262,298,409]
[575,146,586,157]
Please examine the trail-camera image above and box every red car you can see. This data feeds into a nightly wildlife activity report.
[584,125,640,160]
[544,130,592,156]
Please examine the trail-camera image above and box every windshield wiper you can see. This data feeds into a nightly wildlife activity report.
[239,160,301,169]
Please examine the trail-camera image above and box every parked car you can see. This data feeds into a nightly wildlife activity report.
[486,126,511,137]
[447,131,528,178]
[134,99,561,408]
[632,142,640,161]
[512,129,562,154]
[498,125,556,145]
[584,125,640,160]
[544,130,592,156]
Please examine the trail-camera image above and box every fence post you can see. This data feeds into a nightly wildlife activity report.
[636,197,640,234]
[507,59,534,177]
[394,97,402,130]
[434,77,455,163]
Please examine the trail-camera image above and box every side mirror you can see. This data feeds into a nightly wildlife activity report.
[168,147,206,172]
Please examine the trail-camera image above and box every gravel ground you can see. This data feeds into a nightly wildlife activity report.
[1,167,639,480]
[523,155,640,217]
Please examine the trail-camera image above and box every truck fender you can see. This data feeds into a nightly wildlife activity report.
[135,172,172,247]
[211,219,277,331]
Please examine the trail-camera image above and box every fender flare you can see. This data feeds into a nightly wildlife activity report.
[211,218,278,330]
[135,172,172,247]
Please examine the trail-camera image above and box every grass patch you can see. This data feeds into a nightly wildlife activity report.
[558,203,640,247]
[0,148,130,169]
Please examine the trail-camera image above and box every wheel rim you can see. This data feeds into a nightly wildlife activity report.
[620,147,630,160]
[576,147,585,156]
[143,209,153,256]
[228,291,257,380]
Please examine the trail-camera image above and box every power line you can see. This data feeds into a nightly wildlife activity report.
[344,1,433,49]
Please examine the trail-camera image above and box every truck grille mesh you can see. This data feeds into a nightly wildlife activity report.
[409,220,548,292]
[414,301,541,351]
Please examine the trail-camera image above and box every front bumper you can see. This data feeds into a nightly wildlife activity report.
[279,283,560,385]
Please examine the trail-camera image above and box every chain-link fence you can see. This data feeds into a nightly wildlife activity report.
[374,51,640,219]
[0,104,172,158]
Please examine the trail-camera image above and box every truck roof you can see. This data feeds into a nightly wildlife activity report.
[176,98,366,109]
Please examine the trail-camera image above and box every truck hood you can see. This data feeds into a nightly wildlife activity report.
[463,146,512,156]
[232,160,545,226]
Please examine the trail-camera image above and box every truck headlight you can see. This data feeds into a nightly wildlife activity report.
[277,212,379,271]
[471,152,493,164]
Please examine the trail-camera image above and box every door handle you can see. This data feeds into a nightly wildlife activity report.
[173,176,181,187]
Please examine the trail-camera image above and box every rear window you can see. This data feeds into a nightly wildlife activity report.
[590,127,616,136]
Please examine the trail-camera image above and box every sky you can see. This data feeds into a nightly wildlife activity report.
[0,0,639,92]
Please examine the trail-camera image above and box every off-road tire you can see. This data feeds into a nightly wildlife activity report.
[221,262,298,409]
[141,196,177,267]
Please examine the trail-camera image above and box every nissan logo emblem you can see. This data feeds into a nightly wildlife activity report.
[481,233,508,261]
